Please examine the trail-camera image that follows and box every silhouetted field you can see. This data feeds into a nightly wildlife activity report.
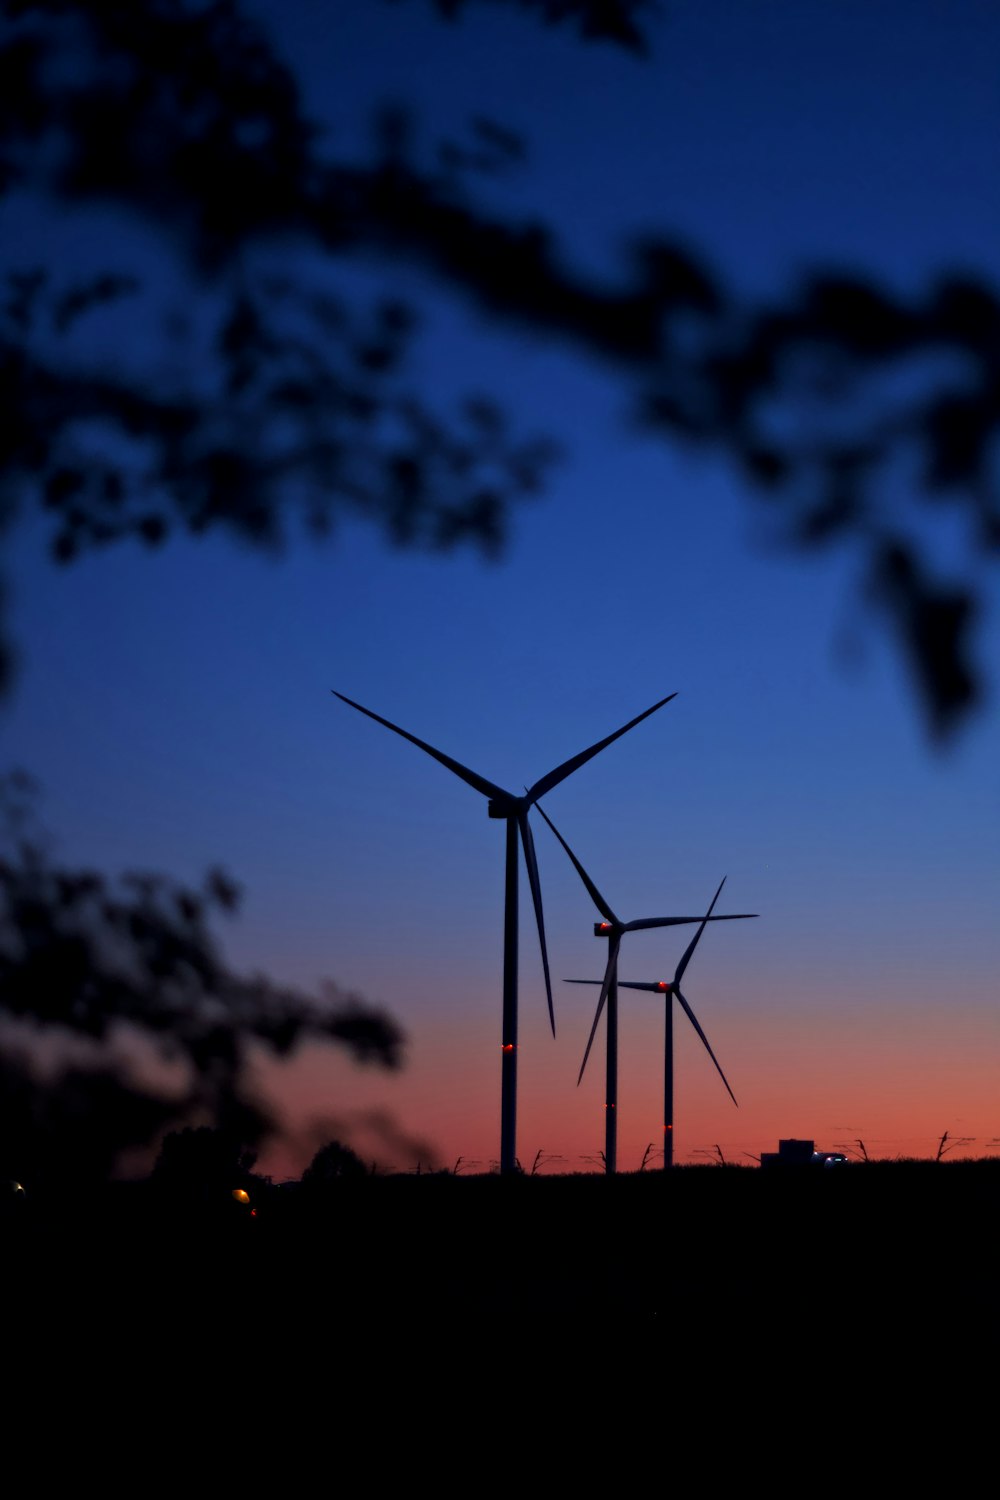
[5,1163,996,1478]
[8,1160,999,1385]
[13,1165,992,1471]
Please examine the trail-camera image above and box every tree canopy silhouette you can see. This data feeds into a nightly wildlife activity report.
[0,0,995,736]
[302,1137,368,1185]
[151,1123,259,1198]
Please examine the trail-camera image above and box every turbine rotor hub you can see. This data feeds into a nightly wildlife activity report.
[488,794,524,818]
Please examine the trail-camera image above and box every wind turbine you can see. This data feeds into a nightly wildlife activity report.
[536,803,755,1173]
[332,689,676,1173]
[567,878,743,1169]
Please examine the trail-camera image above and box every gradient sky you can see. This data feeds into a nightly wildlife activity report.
[2,0,998,1173]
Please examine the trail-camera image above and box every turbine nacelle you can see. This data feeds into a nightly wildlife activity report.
[487,795,526,819]
[594,920,617,937]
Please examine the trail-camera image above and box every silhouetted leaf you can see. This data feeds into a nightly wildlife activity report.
[869,541,977,741]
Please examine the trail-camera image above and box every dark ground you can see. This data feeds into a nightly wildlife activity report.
[6,1162,998,1472]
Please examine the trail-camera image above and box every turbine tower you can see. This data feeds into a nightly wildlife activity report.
[332,689,676,1174]
[568,878,743,1168]
[536,803,755,1173]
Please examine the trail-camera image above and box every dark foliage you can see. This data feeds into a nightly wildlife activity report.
[0,0,995,733]
[152,1123,258,1192]
[302,1136,368,1184]
[0,1045,179,1188]
[399,0,657,54]
[0,773,404,1179]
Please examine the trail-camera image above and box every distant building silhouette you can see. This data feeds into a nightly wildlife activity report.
[760,1139,848,1168]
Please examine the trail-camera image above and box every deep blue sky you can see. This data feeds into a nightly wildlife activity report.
[2,0,998,1170]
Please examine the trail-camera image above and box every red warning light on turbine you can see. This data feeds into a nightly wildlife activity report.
[657,981,670,991]
[501,1043,516,1052]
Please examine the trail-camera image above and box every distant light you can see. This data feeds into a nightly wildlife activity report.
[501,1043,515,1052]
[599,923,611,930]
[232,1188,250,1205]
[657,982,670,991]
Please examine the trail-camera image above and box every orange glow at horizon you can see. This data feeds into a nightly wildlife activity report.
[252,969,1000,1180]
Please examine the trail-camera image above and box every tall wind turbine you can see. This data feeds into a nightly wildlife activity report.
[567,878,743,1169]
[536,803,755,1173]
[332,689,676,1173]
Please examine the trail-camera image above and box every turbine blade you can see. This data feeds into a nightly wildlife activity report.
[577,938,619,1085]
[676,987,738,1107]
[626,913,757,932]
[674,877,727,985]
[566,978,666,993]
[519,810,555,1037]
[534,802,619,925]
[525,694,676,803]
[332,692,508,803]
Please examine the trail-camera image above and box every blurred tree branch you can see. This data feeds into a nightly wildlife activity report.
[399,0,657,53]
[0,771,403,1179]
[0,0,996,1173]
[1,1,995,735]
